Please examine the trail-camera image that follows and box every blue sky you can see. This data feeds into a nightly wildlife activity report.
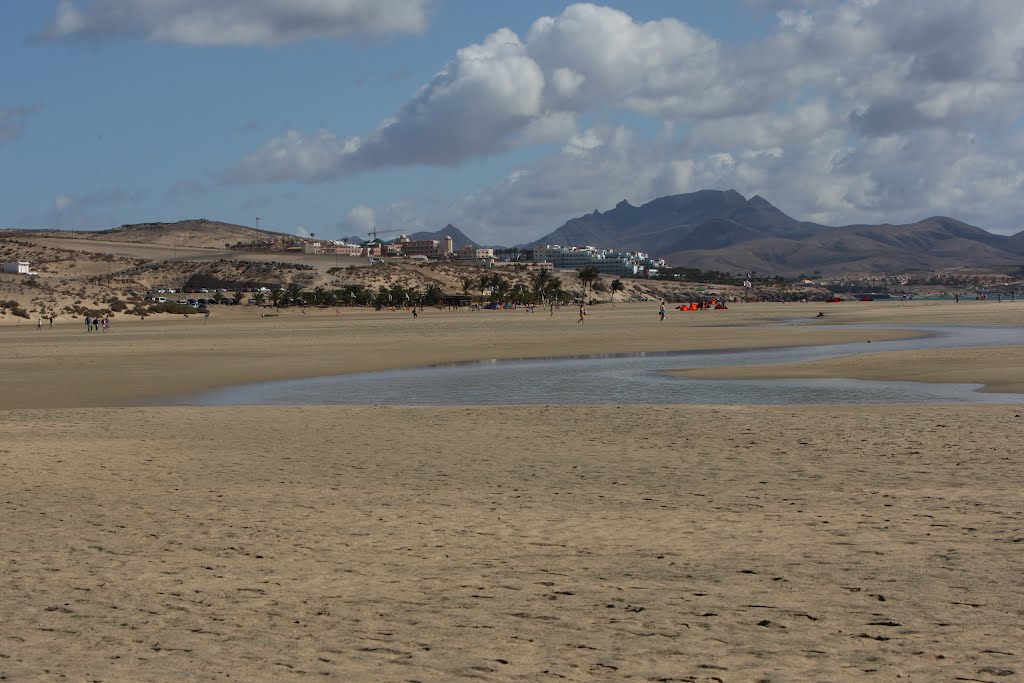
[2,1,1023,245]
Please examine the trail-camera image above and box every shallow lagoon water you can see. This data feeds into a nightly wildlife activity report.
[187,325,1024,406]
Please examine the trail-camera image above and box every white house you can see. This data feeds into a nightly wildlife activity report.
[2,261,30,275]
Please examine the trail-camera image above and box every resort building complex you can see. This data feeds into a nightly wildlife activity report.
[298,234,664,275]
[533,245,665,277]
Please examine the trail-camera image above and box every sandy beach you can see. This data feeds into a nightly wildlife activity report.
[2,300,1023,681]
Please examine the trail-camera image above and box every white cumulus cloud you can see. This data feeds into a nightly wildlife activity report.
[231,4,728,181]
[345,205,376,233]
[231,27,547,180]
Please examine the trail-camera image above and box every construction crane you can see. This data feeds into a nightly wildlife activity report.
[367,226,404,242]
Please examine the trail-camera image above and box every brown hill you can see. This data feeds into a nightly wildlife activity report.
[91,219,291,249]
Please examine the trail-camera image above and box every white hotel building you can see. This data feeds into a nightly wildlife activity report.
[533,245,664,277]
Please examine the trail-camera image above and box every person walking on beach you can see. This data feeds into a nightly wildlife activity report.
[37,318,43,331]
[85,315,92,332]
[48,315,54,328]
[102,316,109,332]
[578,301,586,324]
[659,300,666,322]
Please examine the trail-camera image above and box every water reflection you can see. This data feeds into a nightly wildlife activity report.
[187,325,1024,406]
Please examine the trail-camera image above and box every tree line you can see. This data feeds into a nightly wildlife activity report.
[234,267,628,309]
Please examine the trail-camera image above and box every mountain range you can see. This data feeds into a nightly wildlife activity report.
[518,190,1024,275]
[23,191,1022,276]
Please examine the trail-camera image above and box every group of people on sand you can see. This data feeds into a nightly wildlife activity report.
[84,315,110,332]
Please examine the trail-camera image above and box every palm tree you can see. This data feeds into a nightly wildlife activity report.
[610,278,625,305]
[461,276,476,296]
[345,284,367,306]
[576,266,600,303]
[424,284,444,306]
[491,275,511,303]
[530,267,552,301]
[253,291,266,306]
[477,273,494,301]
[269,288,282,308]
[511,283,530,304]
[285,283,303,307]
[544,276,563,303]
[388,283,408,307]
[232,290,245,305]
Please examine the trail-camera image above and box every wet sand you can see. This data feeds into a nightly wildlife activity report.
[2,301,1023,681]
[0,303,926,410]
[675,344,1024,394]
